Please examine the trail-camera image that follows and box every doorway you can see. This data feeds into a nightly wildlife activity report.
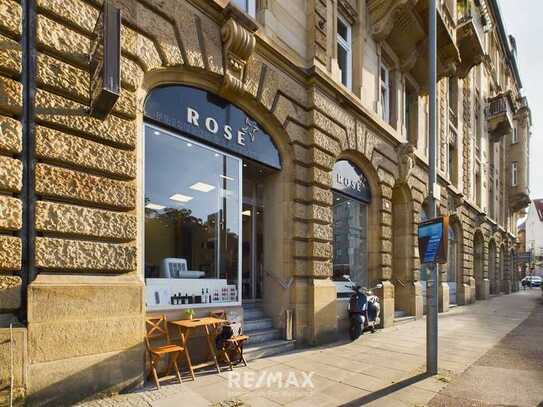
[242,161,267,302]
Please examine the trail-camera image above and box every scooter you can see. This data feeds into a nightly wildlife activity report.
[344,275,382,340]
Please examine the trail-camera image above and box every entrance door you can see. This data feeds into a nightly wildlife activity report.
[242,162,265,302]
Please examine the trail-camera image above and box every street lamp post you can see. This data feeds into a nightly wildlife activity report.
[426,0,439,376]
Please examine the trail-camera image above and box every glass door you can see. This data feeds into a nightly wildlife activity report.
[242,162,265,302]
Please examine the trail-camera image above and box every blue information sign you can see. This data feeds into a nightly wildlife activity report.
[418,216,449,264]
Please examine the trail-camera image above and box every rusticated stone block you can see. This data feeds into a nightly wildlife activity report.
[36,15,90,67]
[0,235,21,271]
[121,25,162,72]
[127,2,182,66]
[35,237,136,272]
[35,89,136,148]
[309,241,332,259]
[0,156,22,192]
[36,0,99,34]
[311,129,341,157]
[0,34,21,77]
[0,75,22,115]
[36,52,89,101]
[0,114,21,153]
[35,126,136,179]
[311,147,334,170]
[312,167,332,188]
[35,201,136,241]
[294,259,332,277]
[28,281,143,323]
[29,315,143,363]
[0,275,21,310]
[35,164,136,209]
[121,57,144,91]
[36,44,136,118]
[0,195,21,230]
[0,0,22,39]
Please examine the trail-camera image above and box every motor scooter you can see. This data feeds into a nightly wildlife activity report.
[344,275,382,340]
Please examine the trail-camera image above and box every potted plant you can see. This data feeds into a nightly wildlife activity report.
[185,308,195,320]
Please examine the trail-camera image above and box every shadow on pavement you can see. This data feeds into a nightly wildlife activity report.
[338,371,433,406]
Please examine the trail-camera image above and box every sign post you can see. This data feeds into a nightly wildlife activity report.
[426,0,439,376]
[89,1,121,119]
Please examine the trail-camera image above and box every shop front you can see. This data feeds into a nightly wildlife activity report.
[143,85,283,325]
[330,160,373,330]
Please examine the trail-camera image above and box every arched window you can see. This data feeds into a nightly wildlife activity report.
[331,160,371,297]
[143,85,281,309]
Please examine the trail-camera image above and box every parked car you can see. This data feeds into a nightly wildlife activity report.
[521,276,542,288]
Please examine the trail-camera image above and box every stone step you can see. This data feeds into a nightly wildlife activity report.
[244,317,273,333]
[246,328,281,345]
[242,301,263,309]
[394,315,416,325]
[243,307,266,321]
[245,339,296,361]
[394,310,408,318]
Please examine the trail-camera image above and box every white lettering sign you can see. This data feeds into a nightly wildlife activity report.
[185,106,256,146]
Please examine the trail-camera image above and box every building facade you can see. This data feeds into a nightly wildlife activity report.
[0,0,532,403]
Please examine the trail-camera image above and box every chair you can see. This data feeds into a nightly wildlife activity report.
[210,310,249,368]
[145,315,188,389]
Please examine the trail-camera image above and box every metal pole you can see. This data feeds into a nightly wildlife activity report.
[426,0,439,375]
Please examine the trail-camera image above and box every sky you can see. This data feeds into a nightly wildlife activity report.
[498,0,542,199]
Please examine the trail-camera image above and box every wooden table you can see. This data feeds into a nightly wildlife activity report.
[169,317,226,379]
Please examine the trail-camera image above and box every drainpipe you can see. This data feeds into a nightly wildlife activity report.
[20,0,37,324]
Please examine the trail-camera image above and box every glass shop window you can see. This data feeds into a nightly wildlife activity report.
[144,125,241,309]
[332,192,369,297]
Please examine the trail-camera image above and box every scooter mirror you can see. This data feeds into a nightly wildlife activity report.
[376,283,383,289]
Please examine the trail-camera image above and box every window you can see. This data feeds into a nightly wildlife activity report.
[512,161,518,186]
[475,165,481,206]
[404,83,418,144]
[512,127,518,144]
[448,142,458,186]
[337,16,352,89]
[475,93,482,155]
[144,125,241,308]
[380,63,390,123]
[231,0,256,17]
[333,192,368,293]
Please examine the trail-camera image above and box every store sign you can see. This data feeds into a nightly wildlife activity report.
[89,1,121,119]
[515,252,532,264]
[331,160,371,202]
[144,85,282,170]
[418,216,449,264]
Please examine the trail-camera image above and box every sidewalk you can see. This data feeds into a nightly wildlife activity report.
[78,291,540,407]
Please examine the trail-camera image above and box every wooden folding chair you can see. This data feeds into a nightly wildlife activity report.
[145,315,188,389]
[210,310,249,367]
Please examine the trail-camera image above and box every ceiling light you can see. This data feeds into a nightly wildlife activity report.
[153,131,160,135]
[187,143,193,147]
[169,193,193,203]
[145,203,165,210]
[190,182,215,192]
[243,163,248,167]
[242,210,251,216]
[220,175,235,181]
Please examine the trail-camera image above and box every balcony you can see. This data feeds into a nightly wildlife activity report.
[510,96,531,212]
[486,93,514,142]
[367,0,460,89]
[456,0,485,77]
